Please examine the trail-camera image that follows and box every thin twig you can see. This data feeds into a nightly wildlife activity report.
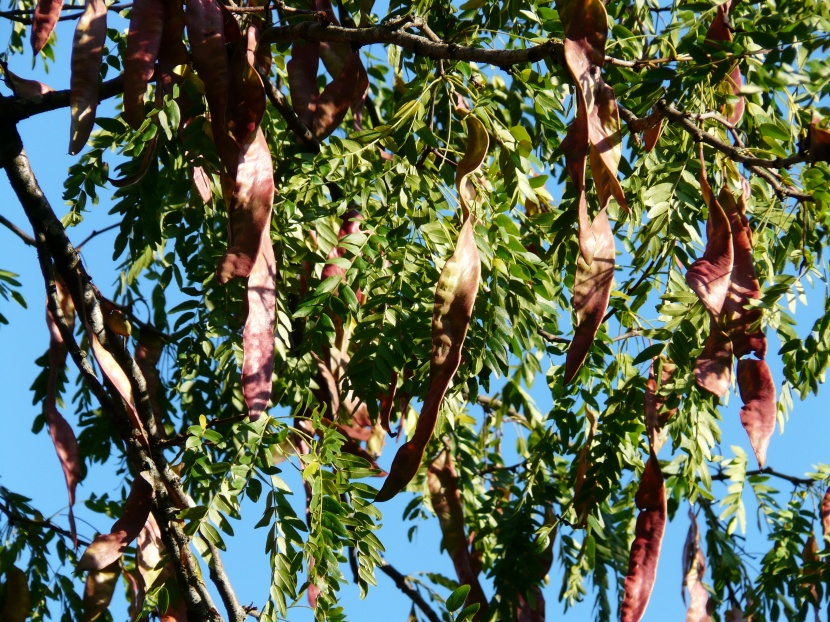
[0,75,124,123]
[712,467,815,487]
[206,539,246,622]
[0,213,35,245]
[76,222,120,249]
[0,501,91,547]
[378,561,442,622]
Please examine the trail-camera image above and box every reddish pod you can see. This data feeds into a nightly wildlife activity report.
[123,0,166,128]
[428,451,488,620]
[78,476,154,571]
[45,279,81,548]
[82,561,121,622]
[705,1,745,125]
[558,0,626,383]
[682,511,710,622]
[737,358,776,467]
[621,453,666,622]
[69,0,108,155]
[375,219,480,502]
[31,0,62,54]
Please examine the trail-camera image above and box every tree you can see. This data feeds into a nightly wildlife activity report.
[1,0,830,619]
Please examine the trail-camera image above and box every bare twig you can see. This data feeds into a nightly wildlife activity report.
[259,20,564,69]
[0,213,35,246]
[0,500,91,547]
[255,64,320,152]
[76,222,120,250]
[379,561,442,622]
[206,539,246,622]
[537,328,570,345]
[712,467,815,487]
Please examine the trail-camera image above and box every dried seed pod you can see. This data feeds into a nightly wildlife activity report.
[737,358,776,467]
[69,0,107,155]
[123,0,166,128]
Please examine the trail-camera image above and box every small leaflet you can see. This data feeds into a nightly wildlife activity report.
[736,358,776,467]
[78,476,154,571]
[81,561,121,622]
[69,0,108,155]
[620,453,666,622]
[123,0,166,128]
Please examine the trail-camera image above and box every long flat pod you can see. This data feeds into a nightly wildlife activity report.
[31,0,62,54]
[243,225,276,421]
[123,0,166,128]
[69,0,107,155]
[45,279,81,548]
[557,0,623,383]
[682,511,710,622]
[217,128,274,283]
[427,450,488,619]
[78,476,154,571]
[375,217,480,502]
[375,117,486,502]
[686,156,734,319]
[737,358,776,467]
[621,452,666,622]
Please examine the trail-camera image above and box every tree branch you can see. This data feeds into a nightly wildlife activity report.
[0,119,223,622]
[0,213,35,246]
[0,75,124,122]
[206,539,246,622]
[0,500,91,547]
[259,19,564,69]
[378,561,442,622]
[712,466,815,487]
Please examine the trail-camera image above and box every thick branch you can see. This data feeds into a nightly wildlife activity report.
[0,75,124,122]
[206,539,246,622]
[379,561,442,622]
[259,19,564,69]
[0,120,223,622]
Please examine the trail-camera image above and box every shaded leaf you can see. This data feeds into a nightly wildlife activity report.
[78,476,154,571]
[0,566,30,622]
[123,0,166,128]
[69,0,108,155]
[737,358,776,467]
[620,453,666,622]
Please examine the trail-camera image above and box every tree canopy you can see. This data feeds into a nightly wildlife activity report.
[1,0,830,620]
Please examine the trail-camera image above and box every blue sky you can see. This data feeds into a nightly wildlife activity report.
[2,5,830,622]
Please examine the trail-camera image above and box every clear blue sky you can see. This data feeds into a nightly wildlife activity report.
[2,8,829,622]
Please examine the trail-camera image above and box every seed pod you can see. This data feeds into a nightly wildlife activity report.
[705,1,744,125]
[1,66,54,98]
[375,218,480,501]
[69,0,108,155]
[621,452,666,622]
[225,23,266,146]
[155,0,188,99]
[82,561,121,622]
[682,511,710,622]
[78,476,154,571]
[31,0,62,54]
[737,358,776,467]
[0,566,30,622]
[123,0,166,128]
[809,115,830,162]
